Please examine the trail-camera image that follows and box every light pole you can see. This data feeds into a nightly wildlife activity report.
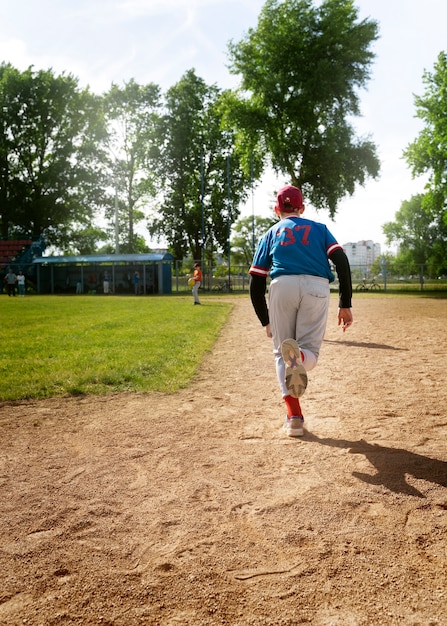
[250,150,255,256]
[201,148,205,267]
[0,107,9,233]
[114,182,120,254]
[227,154,231,289]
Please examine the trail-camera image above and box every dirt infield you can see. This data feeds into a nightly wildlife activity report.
[0,295,446,626]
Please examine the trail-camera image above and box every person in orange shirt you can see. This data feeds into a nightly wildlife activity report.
[192,262,202,305]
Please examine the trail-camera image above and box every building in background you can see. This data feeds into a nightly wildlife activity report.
[342,240,381,272]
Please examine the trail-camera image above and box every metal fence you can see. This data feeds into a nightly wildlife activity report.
[172,262,447,294]
[349,264,447,293]
[172,263,251,294]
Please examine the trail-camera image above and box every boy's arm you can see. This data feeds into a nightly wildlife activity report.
[249,274,269,327]
[330,248,352,308]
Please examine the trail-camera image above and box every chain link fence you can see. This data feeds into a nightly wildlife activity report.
[173,261,447,294]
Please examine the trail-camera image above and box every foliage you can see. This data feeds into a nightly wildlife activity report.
[148,69,252,261]
[0,63,107,246]
[0,296,232,401]
[99,233,150,255]
[382,193,447,277]
[403,52,447,218]
[0,1,383,256]
[370,252,397,277]
[103,80,161,253]
[231,214,278,265]
[383,196,429,261]
[225,0,380,216]
[384,53,447,276]
[64,226,109,255]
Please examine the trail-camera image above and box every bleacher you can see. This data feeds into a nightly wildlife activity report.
[0,239,33,269]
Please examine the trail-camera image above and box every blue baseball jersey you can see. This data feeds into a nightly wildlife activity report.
[249,216,342,282]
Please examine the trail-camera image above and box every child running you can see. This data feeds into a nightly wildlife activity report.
[249,185,353,437]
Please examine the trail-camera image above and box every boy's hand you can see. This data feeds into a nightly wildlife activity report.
[338,308,353,332]
[265,323,272,338]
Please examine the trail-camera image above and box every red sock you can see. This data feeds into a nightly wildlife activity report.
[284,395,303,418]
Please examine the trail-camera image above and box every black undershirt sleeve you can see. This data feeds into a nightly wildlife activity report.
[329,248,352,308]
[249,274,270,326]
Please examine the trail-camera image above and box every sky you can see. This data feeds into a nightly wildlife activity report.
[1,0,446,250]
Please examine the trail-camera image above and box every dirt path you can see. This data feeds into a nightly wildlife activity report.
[0,296,446,625]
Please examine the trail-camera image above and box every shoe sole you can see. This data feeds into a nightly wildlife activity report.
[284,427,304,437]
[281,339,308,398]
[284,419,304,437]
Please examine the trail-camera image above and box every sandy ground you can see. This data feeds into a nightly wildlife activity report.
[0,295,446,626]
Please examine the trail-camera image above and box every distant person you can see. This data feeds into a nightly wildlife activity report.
[249,185,353,437]
[133,271,140,295]
[76,280,83,294]
[16,270,25,296]
[4,268,17,297]
[191,262,202,305]
[103,270,110,295]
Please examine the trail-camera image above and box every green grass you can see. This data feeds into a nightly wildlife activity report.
[0,295,233,401]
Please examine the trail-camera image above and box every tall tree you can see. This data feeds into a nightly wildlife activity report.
[0,63,107,245]
[384,52,447,277]
[403,51,447,225]
[103,79,161,253]
[149,69,252,261]
[225,0,380,216]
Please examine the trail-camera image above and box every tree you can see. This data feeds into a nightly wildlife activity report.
[225,0,380,216]
[64,226,108,255]
[149,69,252,262]
[384,52,447,277]
[231,215,278,265]
[0,64,107,245]
[370,252,397,279]
[103,79,161,253]
[383,194,447,277]
[403,52,447,217]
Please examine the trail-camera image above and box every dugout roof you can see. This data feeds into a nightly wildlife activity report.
[32,253,173,265]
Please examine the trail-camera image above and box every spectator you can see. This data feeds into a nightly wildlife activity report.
[16,270,26,296]
[4,268,17,297]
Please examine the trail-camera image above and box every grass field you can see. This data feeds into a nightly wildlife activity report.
[0,295,233,401]
[3,290,445,403]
